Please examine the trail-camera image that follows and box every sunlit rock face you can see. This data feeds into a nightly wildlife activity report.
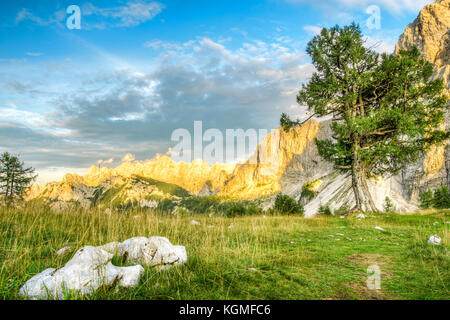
[395,0,450,195]
[219,120,326,199]
[82,156,235,195]
[26,157,236,204]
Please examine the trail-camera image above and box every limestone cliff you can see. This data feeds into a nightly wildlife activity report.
[219,120,321,199]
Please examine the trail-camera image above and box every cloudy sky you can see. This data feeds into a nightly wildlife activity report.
[0,0,433,182]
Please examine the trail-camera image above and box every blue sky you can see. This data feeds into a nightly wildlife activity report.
[0,0,434,182]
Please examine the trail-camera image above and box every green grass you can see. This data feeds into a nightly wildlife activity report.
[0,205,448,300]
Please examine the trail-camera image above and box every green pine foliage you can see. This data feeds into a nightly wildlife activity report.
[383,197,396,213]
[419,190,434,209]
[318,204,332,215]
[281,24,448,212]
[419,187,450,209]
[274,194,304,215]
[0,152,36,207]
[433,186,450,209]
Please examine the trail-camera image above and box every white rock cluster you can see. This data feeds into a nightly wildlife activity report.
[20,237,187,300]
[428,235,442,246]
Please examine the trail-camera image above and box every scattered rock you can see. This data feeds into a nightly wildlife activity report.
[139,199,158,209]
[356,214,366,219]
[339,216,345,219]
[374,226,386,232]
[247,268,257,272]
[336,233,345,236]
[228,224,235,229]
[190,220,201,226]
[20,246,144,300]
[55,246,72,256]
[428,235,442,246]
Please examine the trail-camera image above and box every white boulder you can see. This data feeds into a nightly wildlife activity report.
[20,236,187,300]
[20,246,144,300]
[108,237,188,268]
[356,214,366,219]
[428,235,442,246]
[55,246,72,256]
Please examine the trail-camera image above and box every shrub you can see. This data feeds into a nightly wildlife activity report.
[419,186,450,209]
[433,186,450,209]
[334,204,349,216]
[274,194,304,215]
[419,190,434,209]
[224,203,247,217]
[300,179,321,203]
[318,204,332,215]
[383,197,396,213]
[158,199,176,212]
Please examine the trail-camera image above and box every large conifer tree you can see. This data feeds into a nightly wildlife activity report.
[281,24,448,212]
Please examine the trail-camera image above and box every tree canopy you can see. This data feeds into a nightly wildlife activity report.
[0,152,36,207]
[281,24,448,212]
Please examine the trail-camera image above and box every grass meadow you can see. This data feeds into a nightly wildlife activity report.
[0,205,448,300]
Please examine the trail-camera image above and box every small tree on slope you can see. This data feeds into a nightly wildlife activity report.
[0,152,36,207]
[281,24,448,212]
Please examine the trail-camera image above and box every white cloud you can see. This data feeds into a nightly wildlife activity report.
[15,8,46,25]
[15,1,164,29]
[1,35,315,173]
[26,52,44,57]
[35,167,89,183]
[83,0,164,27]
[122,153,136,162]
[15,8,64,26]
[364,35,395,54]
[285,0,434,14]
[97,158,114,165]
[303,25,322,36]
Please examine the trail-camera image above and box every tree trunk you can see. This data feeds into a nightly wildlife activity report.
[351,136,378,213]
